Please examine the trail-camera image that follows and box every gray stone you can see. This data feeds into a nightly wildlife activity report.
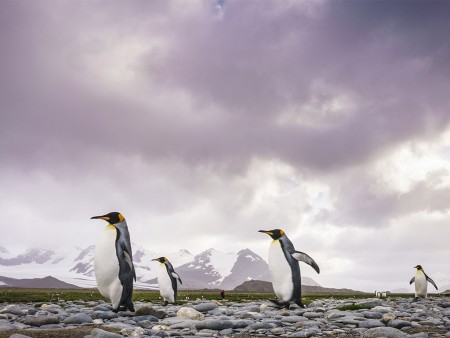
[362,326,407,338]
[9,335,33,338]
[0,306,24,316]
[230,320,253,328]
[303,311,322,319]
[93,305,112,312]
[132,315,159,323]
[63,313,93,324]
[193,303,218,313]
[195,319,233,330]
[387,319,412,329]
[169,320,201,329]
[91,328,124,338]
[92,311,118,320]
[23,316,60,327]
[358,319,385,328]
[281,315,309,323]
[135,306,167,319]
[363,311,383,319]
[176,307,204,320]
[290,327,321,337]
[249,322,277,330]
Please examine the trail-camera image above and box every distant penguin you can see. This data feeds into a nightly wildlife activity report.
[259,229,320,309]
[91,212,136,312]
[409,265,438,298]
[152,257,182,305]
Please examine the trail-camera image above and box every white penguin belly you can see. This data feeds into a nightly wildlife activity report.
[94,225,122,303]
[158,264,175,302]
[415,271,427,297]
[268,240,293,302]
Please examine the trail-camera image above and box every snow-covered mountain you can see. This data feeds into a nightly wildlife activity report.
[0,244,320,290]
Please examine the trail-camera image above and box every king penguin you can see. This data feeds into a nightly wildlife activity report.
[91,212,136,312]
[409,265,438,298]
[259,229,320,309]
[152,257,182,306]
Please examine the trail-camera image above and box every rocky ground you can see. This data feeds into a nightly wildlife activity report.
[1,297,450,337]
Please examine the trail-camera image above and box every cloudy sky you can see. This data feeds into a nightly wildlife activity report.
[2,0,450,292]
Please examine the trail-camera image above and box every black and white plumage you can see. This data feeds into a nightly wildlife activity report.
[91,212,136,312]
[259,229,320,309]
[409,265,438,298]
[152,257,182,305]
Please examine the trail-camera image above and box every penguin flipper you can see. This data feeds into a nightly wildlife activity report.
[409,277,415,285]
[425,274,438,290]
[291,251,320,274]
[121,243,136,281]
[172,272,182,285]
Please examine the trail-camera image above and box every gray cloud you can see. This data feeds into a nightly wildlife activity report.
[1,0,450,290]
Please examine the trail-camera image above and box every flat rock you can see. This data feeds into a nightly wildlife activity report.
[135,305,167,319]
[92,311,118,320]
[290,327,322,337]
[195,319,234,330]
[387,319,412,329]
[9,335,32,338]
[358,319,385,328]
[63,313,93,324]
[23,316,60,327]
[362,326,407,338]
[193,303,219,312]
[91,328,123,338]
[356,299,383,309]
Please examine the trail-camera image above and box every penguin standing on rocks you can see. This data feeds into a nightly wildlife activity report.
[410,265,438,298]
[91,212,136,312]
[259,229,320,309]
[152,257,182,305]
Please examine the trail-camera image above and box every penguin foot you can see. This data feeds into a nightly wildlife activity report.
[295,300,306,308]
[112,308,119,313]
[127,300,135,312]
[163,301,169,306]
[269,299,290,309]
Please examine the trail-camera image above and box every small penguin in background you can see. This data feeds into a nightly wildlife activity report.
[91,212,136,312]
[152,257,182,305]
[410,265,438,298]
[259,229,320,309]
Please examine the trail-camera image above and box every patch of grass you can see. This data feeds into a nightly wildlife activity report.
[336,304,369,311]
[0,289,422,304]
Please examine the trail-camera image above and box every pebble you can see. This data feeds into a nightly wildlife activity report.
[0,297,447,337]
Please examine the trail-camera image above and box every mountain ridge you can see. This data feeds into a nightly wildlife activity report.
[0,244,321,290]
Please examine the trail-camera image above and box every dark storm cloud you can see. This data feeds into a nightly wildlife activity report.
[2,0,450,175]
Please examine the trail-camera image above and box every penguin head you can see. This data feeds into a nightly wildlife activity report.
[258,229,285,240]
[152,257,168,264]
[91,212,125,224]
[414,265,423,271]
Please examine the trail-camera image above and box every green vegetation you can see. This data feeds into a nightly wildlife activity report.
[0,289,419,305]
[336,304,370,311]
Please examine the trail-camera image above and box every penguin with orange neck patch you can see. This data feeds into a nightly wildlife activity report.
[91,212,136,312]
[410,265,438,298]
[259,229,320,309]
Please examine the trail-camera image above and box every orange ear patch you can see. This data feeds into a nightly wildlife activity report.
[280,230,285,236]
[118,214,125,222]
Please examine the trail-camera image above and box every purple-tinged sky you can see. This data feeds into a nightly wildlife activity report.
[1,0,450,291]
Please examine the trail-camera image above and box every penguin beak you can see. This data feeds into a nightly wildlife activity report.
[91,215,110,221]
[151,258,159,262]
[258,230,273,236]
